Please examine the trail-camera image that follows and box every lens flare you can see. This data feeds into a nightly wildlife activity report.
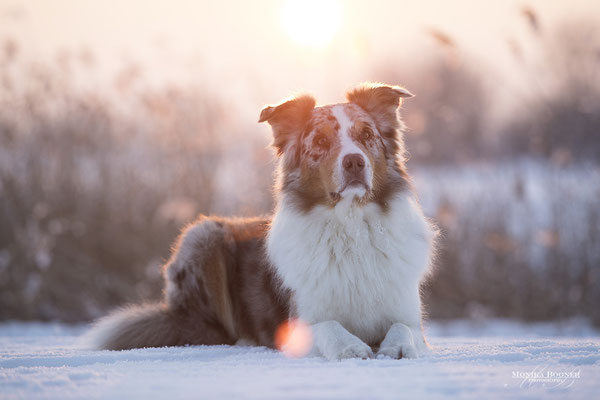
[275,319,313,358]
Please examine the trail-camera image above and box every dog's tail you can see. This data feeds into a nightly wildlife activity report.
[83,303,186,350]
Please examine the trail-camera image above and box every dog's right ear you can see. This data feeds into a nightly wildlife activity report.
[258,94,316,156]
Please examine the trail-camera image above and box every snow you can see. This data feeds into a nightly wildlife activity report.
[1,320,599,399]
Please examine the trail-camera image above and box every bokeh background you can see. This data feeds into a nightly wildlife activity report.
[1,0,599,326]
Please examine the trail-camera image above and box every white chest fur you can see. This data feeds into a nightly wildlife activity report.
[267,192,434,345]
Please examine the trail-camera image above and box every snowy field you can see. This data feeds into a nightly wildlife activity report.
[1,320,598,399]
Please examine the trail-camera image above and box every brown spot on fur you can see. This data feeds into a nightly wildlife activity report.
[372,163,410,212]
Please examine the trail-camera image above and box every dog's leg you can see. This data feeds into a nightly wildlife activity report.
[309,320,373,360]
[161,218,239,346]
[377,322,428,359]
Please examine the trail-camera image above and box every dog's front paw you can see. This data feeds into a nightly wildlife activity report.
[377,343,418,359]
[311,320,374,361]
[324,336,373,361]
[336,341,374,360]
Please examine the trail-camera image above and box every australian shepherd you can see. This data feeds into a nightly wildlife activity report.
[87,82,436,360]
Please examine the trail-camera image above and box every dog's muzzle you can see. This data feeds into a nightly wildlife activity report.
[340,153,368,192]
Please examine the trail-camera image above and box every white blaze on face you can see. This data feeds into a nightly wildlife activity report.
[330,105,373,197]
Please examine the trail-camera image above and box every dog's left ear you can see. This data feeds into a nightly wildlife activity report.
[258,94,316,156]
[346,82,413,135]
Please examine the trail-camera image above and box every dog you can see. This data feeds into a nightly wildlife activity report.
[86,82,436,360]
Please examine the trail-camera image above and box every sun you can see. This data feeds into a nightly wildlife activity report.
[281,0,342,47]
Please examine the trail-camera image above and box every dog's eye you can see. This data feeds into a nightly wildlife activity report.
[314,135,329,148]
[360,127,373,141]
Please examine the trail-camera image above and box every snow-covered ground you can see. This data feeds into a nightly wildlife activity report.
[1,319,598,399]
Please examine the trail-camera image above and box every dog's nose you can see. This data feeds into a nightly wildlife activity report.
[343,153,365,173]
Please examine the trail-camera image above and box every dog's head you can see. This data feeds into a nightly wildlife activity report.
[259,82,413,212]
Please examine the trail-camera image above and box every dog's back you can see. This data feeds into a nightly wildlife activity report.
[87,216,290,350]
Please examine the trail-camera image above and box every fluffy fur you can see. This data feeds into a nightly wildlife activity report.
[268,192,433,357]
[86,82,436,360]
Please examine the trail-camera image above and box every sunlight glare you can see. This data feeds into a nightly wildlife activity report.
[275,319,313,358]
[281,0,342,47]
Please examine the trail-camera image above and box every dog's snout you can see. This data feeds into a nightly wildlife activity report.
[343,153,365,173]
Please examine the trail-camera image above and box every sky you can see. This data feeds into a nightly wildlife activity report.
[1,0,598,112]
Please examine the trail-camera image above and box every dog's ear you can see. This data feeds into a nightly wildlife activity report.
[346,82,413,136]
[259,94,316,156]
